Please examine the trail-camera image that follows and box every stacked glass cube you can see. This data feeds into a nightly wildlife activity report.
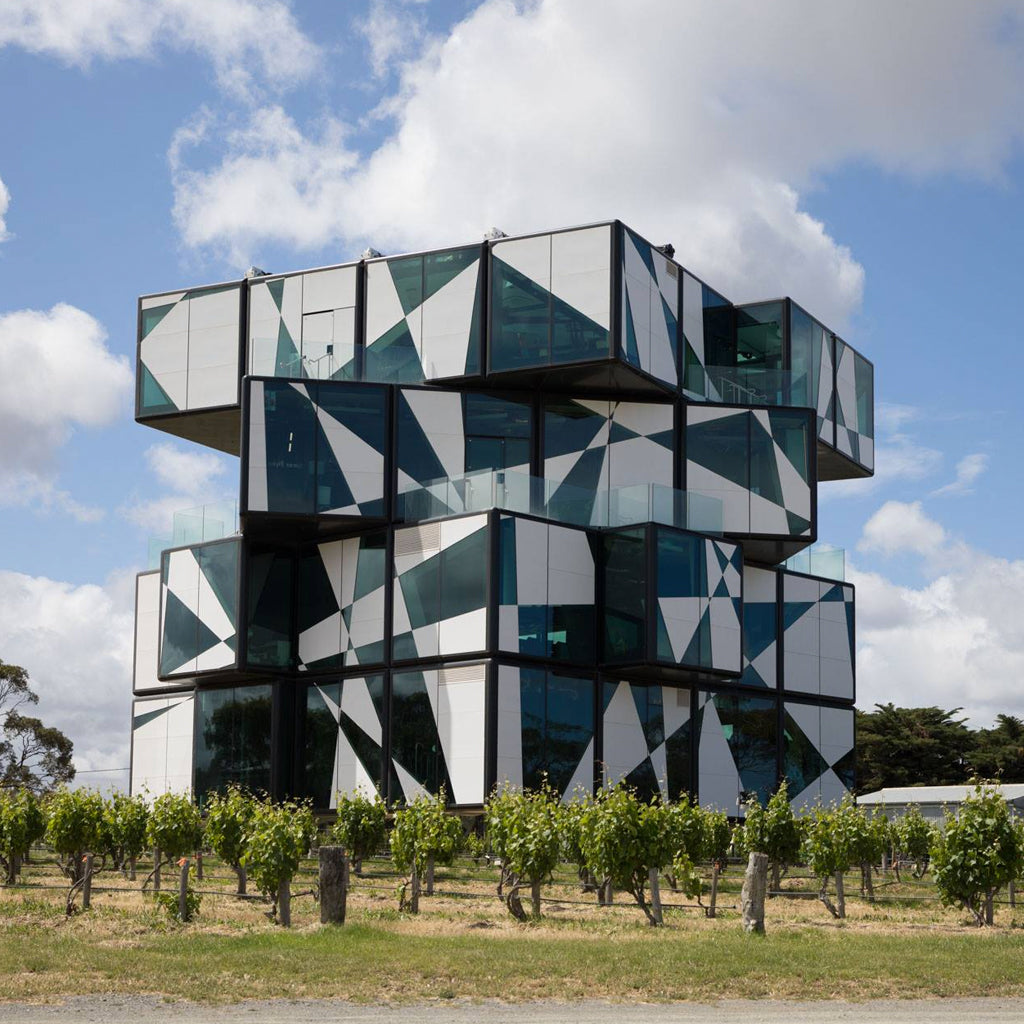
[130,221,871,815]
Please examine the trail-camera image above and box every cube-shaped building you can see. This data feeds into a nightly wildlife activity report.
[130,219,869,815]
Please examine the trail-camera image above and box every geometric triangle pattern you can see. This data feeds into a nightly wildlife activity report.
[686,405,813,538]
[621,227,679,387]
[297,533,388,672]
[544,397,674,525]
[601,680,691,802]
[740,564,778,689]
[395,387,532,517]
[392,516,490,661]
[364,246,483,383]
[303,676,386,809]
[835,338,874,473]
[159,541,238,678]
[495,664,595,801]
[782,573,855,701]
[248,265,359,381]
[696,691,778,816]
[654,529,743,674]
[138,283,242,417]
[130,693,195,799]
[783,701,855,809]
[247,378,387,519]
[390,664,487,806]
[497,515,596,664]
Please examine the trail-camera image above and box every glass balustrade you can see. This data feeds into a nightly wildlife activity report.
[396,468,724,534]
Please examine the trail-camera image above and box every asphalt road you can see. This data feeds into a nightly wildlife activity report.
[1,997,1024,1023]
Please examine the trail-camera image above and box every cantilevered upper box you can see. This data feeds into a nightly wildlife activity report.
[136,221,873,479]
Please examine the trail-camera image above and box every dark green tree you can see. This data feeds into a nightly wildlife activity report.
[1,660,75,793]
[856,704,972,793]
[970,715,1024,782]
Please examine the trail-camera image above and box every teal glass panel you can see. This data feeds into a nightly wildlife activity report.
[789,304,815,408]
[782,709,827,797]
[314,382,386,516]
[712,694,778,806]
[854,350,874,439]
[194,684,273,800]
[736,302,785,372]
[245,548,293,669]
[424,246,478,301]
[521,668,594,794]
[440,526,489,622]
[304,682,340,808]
[490,258,550,371]
[388,256,423,316]
[602,529,647,663]
[686,409,750,491]
[262,380,316,514]
[390,670,452,796]
[702,284,734,370]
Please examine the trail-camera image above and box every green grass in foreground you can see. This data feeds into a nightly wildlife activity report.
[3,906,1024,1004]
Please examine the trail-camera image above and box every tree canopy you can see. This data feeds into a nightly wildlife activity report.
[856,704,1024,793]
[1,660,75,793]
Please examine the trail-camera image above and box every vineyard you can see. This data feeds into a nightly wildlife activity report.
[3,781,1024,1002]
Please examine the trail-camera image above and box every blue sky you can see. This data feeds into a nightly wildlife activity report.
[1,0,1023,786]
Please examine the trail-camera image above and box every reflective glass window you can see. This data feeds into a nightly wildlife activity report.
[735,302,785,372]
[194,684,273,800]
[702,285,735,370]
[603,529,647,663]
[520,667,594,793]
[262,380,316,514]
[246,548,294,669]
[789,305,816,407]
[854,351,874,439]
[491,258,550,371]
[712,694,777,806]
[390,670,450,796]
[440,527,489,621]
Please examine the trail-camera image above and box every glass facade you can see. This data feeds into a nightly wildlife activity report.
[517,667,595,794]
[252,379,387,519]
[364,246,484,383]
[699,692,778,810]
[390,668,454,797]
[135,219,868,809]
[490,228,612,373]
[602,528,647,664]
[301,675,386,808]
[245,547,294,669]
[194,684,273,800]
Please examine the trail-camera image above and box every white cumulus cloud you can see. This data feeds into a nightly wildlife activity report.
[171,0,1024,327]
[0,303,133,518]
[119,441,235,535]
[853,501,1024,726]
[0,568,136,787]
[0,0,319,99]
